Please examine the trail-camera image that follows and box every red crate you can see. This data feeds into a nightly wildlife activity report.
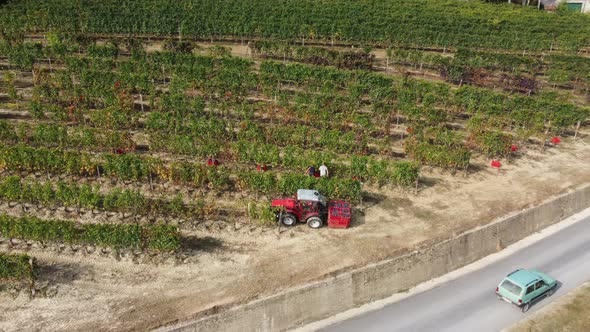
[328,200,351,228]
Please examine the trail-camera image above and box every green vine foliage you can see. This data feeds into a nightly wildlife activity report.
[0,176,209,219]
[471,130,514,158]
[0,253,36,283]
[245,201,276,226]
[405,138,471,170]
[2,0,589,51]
[0,214,181,252]
[390,161,420,187]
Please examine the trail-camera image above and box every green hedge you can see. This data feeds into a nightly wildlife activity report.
[0,214,181,252]
[0,253,35,282]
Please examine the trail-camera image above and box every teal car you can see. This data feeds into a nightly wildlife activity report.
[496,268,557,312]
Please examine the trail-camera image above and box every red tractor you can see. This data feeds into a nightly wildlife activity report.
[271,189,352,229]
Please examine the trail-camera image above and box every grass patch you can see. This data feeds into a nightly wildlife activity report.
[413,209,435,221]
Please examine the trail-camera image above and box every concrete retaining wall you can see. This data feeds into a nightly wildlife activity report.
[163,184,590,332]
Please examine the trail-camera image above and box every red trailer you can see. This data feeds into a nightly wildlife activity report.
[327,200,352,228]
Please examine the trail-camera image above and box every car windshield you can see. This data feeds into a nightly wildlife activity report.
[501,279,522,296]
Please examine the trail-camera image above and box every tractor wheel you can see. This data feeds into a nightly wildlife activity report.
[281,213,297,227]
[307,216,323,229]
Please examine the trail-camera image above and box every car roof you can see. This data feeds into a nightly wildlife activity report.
[506,269,540,287]
[530,270,555,284]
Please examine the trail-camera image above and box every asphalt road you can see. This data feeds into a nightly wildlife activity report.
[320,213,590,332]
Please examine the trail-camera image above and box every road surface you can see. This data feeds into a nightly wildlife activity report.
[319,211,590,332]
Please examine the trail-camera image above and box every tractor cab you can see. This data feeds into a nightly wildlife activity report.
[271,189,351,229]
[296,189,327,207]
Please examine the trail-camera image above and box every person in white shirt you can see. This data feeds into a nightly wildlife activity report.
[319,163,329,177]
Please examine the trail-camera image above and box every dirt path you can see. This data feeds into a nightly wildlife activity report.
[1,132,589,331]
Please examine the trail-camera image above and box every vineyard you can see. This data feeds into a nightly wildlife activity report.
[1,0,590,51]
[0,0,589,331]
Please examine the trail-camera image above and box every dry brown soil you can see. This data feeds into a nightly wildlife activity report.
[1,131,589,331]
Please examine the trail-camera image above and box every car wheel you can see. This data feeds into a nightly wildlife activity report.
[281,213,297,227]
[522,302,530,313]
[307,216,323,229]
